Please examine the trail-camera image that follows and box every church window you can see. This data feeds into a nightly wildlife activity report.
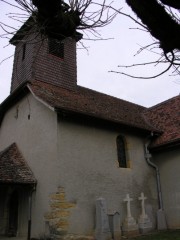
[116,135,127,168]
[22,43,26,60]
[48,38,64,59]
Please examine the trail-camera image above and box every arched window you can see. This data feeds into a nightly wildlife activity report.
[48,38,64,59]
[22,43,26,60]
[116,135,127,168]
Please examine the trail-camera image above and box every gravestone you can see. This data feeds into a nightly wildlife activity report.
[113,212,121,240]
[108,212,121,240]
[95,198,112,240]
[122,194,139,237]
[138,192,152,233]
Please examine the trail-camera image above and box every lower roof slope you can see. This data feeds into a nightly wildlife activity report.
[0,143,36,185]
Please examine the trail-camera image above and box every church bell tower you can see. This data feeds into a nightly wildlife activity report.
[10,20,80,92]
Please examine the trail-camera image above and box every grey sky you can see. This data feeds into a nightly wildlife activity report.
[0,1,179,106]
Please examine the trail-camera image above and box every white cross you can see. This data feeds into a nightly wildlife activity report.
[138,192,147,218]
[124,194,133,218]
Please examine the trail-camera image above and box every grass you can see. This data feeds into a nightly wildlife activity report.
[130,230,180,240]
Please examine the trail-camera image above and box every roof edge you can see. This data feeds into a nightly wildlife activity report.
[55,107,159,134]
[0,81,56,125]
[0,81,30,124]
[27,84,55,111]
[150,138,180,151]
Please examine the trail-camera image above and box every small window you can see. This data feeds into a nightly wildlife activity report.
[116,135,127,168]
[22,43,26,60]
[48,38,64,59]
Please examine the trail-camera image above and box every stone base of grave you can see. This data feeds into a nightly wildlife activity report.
[113,230,122,240]
[95,231,112,240]
[122,217,139,238]
[122,229,139,238]
[138,215,153,234]
[59,235,95,240]
[108,211,121,240]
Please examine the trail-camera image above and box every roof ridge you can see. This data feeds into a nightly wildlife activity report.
[0,142,16,156]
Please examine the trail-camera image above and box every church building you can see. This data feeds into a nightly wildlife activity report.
[0,21,179,240]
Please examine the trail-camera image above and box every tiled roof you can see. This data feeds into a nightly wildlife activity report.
[1,81,179,149]
[28,80,158,132]
[0,143,36,184]
[144,95,180,148]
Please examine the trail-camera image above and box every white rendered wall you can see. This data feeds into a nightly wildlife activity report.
[153,148,180,229]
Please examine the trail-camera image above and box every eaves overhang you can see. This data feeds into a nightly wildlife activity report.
[54,107,161,135]
[149,138,180,152]
[0,81,162,136]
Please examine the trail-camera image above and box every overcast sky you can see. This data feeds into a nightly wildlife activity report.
[0,1,179,107]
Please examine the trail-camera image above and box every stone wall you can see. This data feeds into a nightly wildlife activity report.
[0,94,58,237]
[0,94,158,238]
[56,116,158,237]
[45,187,76,238]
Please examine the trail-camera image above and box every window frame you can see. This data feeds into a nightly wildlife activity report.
[48,38,64,59]
[22,43,26,61]
[116,135,129,168]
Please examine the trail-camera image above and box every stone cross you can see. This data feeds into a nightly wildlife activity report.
[138,192,152,233]
[138,192,147,218]
[124,194,133,218]
[122,194,138,235]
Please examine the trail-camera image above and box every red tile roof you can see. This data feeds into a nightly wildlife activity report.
[28,80,158,132]
[0,143,36,184]
[144,95,180,148]
[1,81,179,149]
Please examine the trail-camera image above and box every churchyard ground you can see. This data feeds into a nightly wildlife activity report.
[130,230,180,240]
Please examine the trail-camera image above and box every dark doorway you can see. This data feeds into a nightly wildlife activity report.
[8,191,19,236]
